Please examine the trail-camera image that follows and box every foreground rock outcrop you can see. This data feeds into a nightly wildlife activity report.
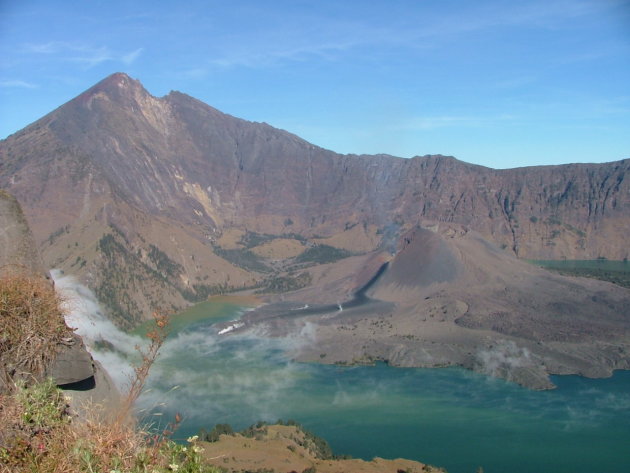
[0,191,118,410]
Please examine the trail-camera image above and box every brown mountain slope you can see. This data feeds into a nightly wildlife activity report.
[0,72,629,325]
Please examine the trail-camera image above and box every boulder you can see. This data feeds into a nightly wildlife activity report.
[47,334,95,386]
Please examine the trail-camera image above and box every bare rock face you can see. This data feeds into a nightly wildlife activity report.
[0,190,47,277]
[47,334,95,386]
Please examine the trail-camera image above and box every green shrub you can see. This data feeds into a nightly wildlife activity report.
[201,423,235,442]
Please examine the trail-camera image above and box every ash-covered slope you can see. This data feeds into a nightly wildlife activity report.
[1,72,629,326]
[282,224,630,389]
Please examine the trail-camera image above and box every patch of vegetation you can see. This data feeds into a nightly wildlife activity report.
[0,275,72,382]
[275,420,336,460]
[240,421,269,440]
[99,229,265,322]
[198,420,343,461]
[544,267,630,288]
[97,231,194,328]
[258,272,311,293]
[545,216,562,226]
[95,234,145,328]
[199,423,234,442]
[294,245,353,265]
[563,223,586,237]
[46,225,70,245]
[280,232,307,243]
[71,255,87,269]
[532,260,630,289]
[97,233,122,259]
[182,283,227,302]
[214,247,271,273]
[239,231,277,249]
[147,244,183,278]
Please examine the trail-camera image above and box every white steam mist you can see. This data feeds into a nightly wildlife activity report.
[52,268,321,425]
[475,340,534,381]
[51,269,145,391]
[140,326,313,424]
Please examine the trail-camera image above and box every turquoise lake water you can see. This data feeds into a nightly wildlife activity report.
[136,303,630,473]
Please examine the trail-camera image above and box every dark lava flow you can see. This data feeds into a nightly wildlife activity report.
[227,262,392,330]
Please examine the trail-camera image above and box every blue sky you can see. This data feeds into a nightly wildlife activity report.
[1,0,629,169]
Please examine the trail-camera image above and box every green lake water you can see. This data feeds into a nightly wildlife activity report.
[135,301,630,473]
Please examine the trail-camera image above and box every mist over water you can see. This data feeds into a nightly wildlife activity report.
[53,272,630,473]
[52,269,144,389]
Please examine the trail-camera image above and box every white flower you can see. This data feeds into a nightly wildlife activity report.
[192,445,204,453]
[186,435,199,443]
[169,464,179,472]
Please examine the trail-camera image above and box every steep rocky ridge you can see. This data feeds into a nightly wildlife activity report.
[1,72,629,326]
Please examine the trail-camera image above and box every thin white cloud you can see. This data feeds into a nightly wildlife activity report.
[0,79,38,89]
[209,36,361,69]
[122,47,144,65]
[22,41,64,54]
[22,41,88,55]
[68,46,113,68]
[22,41,143,68]
[179,67,209,79]
[199,0,618,72]
[404,114,517,131]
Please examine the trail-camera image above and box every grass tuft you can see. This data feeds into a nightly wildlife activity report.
[0,274,73,384]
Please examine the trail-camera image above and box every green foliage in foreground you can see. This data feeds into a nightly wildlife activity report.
[0,379,221,473]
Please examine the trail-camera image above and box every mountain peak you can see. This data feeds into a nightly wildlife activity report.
[75,72,149,106]
[100,72,136,88]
